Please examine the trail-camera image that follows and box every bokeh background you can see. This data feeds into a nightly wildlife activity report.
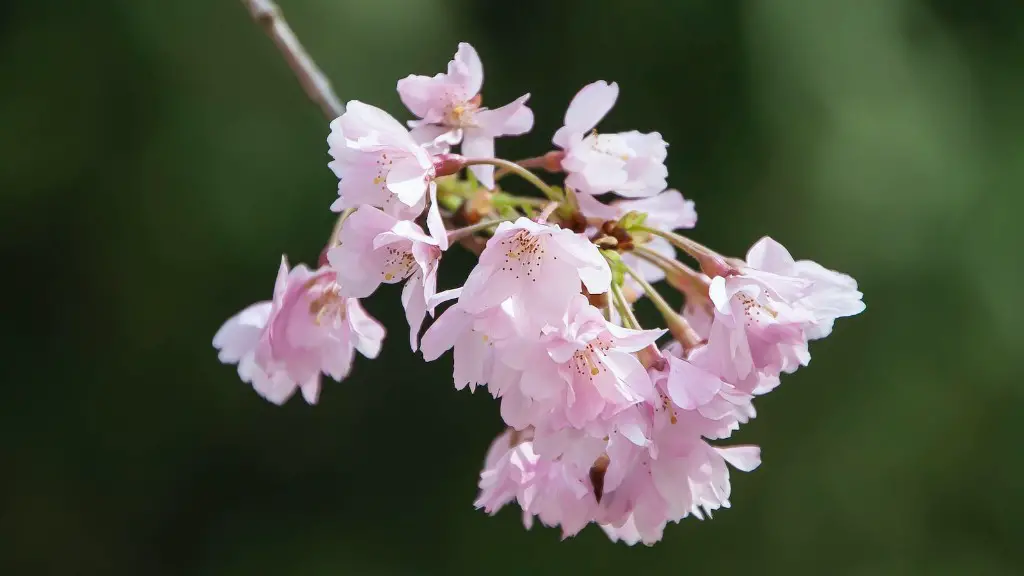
[3,0,1022,574]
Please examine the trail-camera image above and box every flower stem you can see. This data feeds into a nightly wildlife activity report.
[494,151,564,181]
[610,283,641,330]
[637,226,732,277]
[464,158,563,203]
[328,207,355,246]
[536,201,560,223]
[631,245,710,300]
[621,262,702,349]
[446,218,509,243]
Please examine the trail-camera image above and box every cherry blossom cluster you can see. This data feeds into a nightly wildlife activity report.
[214,43,865,545]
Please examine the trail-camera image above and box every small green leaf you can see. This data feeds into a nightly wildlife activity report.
[601,249,626,286]
[617,210,648,231]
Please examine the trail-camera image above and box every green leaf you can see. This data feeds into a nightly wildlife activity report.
[601,249,626,286]
[617,210,649,231]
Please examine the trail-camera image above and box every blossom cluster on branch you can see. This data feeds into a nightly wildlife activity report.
[214,42,865,545]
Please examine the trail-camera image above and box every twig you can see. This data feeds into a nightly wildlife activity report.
[241,0,344,120]
[240,1,489,256]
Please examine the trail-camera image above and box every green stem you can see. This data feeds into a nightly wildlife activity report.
[621,262,677,322]
[493,193,550,208]
[464,157,562,203]
[636,226,729,276]
[328,207,355,246]
[446,218,509,243]
[610,282,641,330]
[622,261,702,349]
[632,245,710,298]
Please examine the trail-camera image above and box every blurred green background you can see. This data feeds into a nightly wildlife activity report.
[3,0,1022,574]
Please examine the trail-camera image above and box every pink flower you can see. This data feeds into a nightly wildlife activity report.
[553,81,668,198]
[649,345,758,441]
[458,218,611,324]
[327,206,443,350]
[744,237,866,340]
[213,257,385,404]
[397,42,534,189]
[475,429,539,515]
[475,429,603,539]
[598,441,761,546]
[703,272,814,382]
[501,295,664,432]
[213,301,302,405]
[699,237,865,383]
[327,101,447,244]
[420,295,523,392]
[474,414,761,545]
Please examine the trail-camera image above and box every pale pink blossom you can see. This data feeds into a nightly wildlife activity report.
[648,346,758,442]
[458,218,611,324]
[327,101,447,244]
[475,429,606,539]
[327,206,443,349]
[475,429,540,516]
[213,301,303,405]
[703,272,814,382]
[419,296,522,392]
[476,415,761,545]
[213,258,385,405]
[553,81,668,198]
[598,440,761,546]
[500,296,664,432]
[699,237,865,383]
[744,236,866,340]
[397,42,534,189]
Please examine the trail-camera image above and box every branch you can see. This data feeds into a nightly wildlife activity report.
[240,0,486,256]
[241,0,344,120]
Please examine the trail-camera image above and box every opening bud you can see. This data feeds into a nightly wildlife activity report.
[432,154,468,178]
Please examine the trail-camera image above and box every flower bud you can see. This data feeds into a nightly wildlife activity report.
[432,153,468,178]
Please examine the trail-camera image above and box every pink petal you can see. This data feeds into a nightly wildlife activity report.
[665,355,723,410]
[745,236,795,272]
[347,299,385,359]
[474,94,534,137]
[425,184,448,250]
[564,81,619,134]
[402,273,428,352]
[462,132,496,189]
[213,302,272,362]
[385,159,429,206]
[420,304,472,362]
[343,100,410,138]
[716,445,761,472]
[396,74,442,119]
[299,376,321,404]
[451,42,484,98]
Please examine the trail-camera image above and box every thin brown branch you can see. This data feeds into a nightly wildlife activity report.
[241,0,344,120]
[240,1,490,256]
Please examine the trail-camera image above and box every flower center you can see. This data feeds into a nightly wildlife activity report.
[307,283,347,325]
[586,130,631,162]
[737,292,779,327]
[499,230,546,281]
[373,152,395,187]
[571,339,613,380]
[382,246,416,282]
[444,101,478,127]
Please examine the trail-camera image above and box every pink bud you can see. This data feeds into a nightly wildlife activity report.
[432,154,467,178]
[541,150,566,173]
